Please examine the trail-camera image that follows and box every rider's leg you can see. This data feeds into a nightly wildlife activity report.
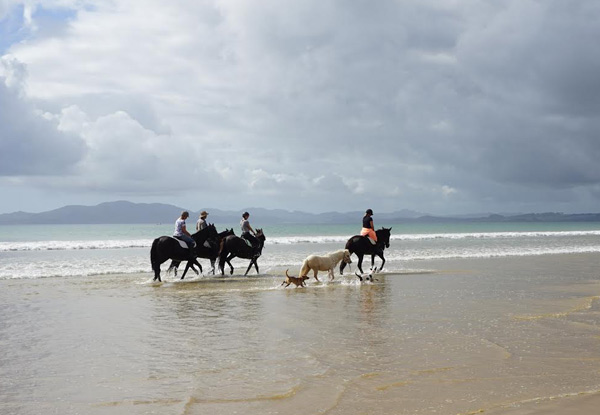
[181,234,196,259]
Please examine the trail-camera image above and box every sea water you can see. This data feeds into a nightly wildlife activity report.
[1,222,600,279]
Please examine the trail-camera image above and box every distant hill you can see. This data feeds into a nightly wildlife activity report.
[1,201,599,225]
[0,201,425,225]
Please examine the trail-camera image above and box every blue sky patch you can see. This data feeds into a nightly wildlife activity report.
[0,4,26,54]
[0,4,77,54]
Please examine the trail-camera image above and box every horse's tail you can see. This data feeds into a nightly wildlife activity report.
[344,237,354,251]
[217,237,228,271]
[299,258,310,277]
[150,238,161,277]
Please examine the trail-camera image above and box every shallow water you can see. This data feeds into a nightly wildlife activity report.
[1,254,600,414]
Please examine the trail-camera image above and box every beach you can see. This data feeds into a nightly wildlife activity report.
[1,224,600,414]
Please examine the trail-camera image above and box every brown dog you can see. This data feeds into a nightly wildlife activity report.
[281,269,309,288]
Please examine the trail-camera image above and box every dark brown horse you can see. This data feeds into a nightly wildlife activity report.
[218,229,266,276]
[340,227,392,275]
[166,228,235,277]
[150,224,218,282]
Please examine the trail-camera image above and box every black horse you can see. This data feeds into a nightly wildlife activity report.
[166,228,235,277]
[340,227,392,275]
[218,229,266,276]
[150,224,219,282]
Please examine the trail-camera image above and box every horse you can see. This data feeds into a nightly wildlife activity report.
[166,228,235,277]
[299,249,352,282]
[218,229,266,276]
[340,227,392,275]
[150,224,219,282]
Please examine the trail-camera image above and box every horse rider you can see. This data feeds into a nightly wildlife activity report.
[174,211,196,259]
[240,211,258,250]
[196,210,209,231]
[360,208,378,243]
[196,210,213,248]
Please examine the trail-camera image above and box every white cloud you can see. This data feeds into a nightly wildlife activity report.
[1,0,600,215]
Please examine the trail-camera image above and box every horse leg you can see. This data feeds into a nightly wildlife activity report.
[313,269,320,282]
[225,254,235,275]
[244,259,254,276]
[209,258,216,275]
[218,255,226,275]
[152,258,167,282]
[376,252,385,272]
[194,258,203,275]
[356,254,365,274]
[180,261,192,280]
[166,260,179,277]
[328,268,334,281]
[254,259,259,274]
[152,262,162,282]
[181,259,202,279]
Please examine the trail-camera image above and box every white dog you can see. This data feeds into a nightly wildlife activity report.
[299,249,352,282]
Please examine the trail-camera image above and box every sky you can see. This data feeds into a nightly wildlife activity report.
[1,0,599,216]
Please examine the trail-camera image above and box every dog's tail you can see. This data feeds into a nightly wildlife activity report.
[281,268,291,286]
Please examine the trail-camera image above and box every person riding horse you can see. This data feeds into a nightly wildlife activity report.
[196,210,209,231]
[173,211,196,261]
[360,208,377,243]
[240,211,259,253]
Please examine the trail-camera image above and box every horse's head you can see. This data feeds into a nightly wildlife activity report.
[343,249,352,264]
[376,227,392,249]
[219,228,235,239]
[194,223,218,243]
[207,223,218,238]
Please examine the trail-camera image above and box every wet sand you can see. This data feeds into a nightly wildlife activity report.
[486,391,600,415]
[1,253,599,414]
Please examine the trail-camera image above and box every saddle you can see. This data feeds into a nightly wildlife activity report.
[241,236,254,248]
[172,236,192,250]
[364,236,377,245]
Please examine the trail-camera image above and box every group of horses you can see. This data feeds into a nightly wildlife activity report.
[149,224,392,283]
[150,225,266,282]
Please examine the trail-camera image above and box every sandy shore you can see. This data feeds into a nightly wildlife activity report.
[486,390,600,415]
[2,253,600,415]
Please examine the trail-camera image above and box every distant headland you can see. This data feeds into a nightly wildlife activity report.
[1,201,599,225]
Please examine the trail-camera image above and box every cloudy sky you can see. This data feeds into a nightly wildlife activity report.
[1,0,599,215]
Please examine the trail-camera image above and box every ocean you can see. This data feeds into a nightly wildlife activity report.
[1,222,600,415]
[1,221,600,279]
